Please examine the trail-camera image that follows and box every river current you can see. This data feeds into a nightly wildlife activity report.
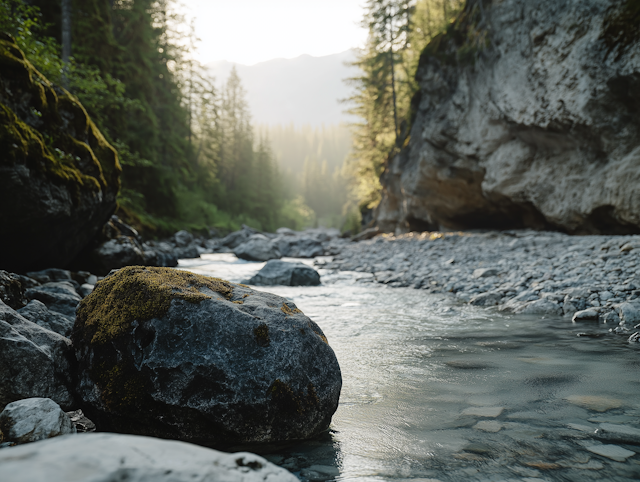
[180,254,640,482]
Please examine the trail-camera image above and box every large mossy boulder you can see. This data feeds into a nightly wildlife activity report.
[72,266,341,448]
[0,34,121,272]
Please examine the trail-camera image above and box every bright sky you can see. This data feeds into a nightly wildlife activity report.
[181,0,368,66]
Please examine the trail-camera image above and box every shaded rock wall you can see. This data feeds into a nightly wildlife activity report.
[0,34,121,272]
[377,0,640,234]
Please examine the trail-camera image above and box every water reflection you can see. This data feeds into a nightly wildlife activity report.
[180,254,640,481]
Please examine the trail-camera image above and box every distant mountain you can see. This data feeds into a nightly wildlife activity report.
[206,50,358,126]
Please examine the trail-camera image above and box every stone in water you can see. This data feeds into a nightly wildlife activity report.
[586,444,635,462]
[461,406,504,417]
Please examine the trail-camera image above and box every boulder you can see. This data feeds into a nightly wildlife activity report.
[245,260,321,287]
[220,225,259,249]
[469,291,502,307]
[376,0,640,234]
[275,236,324,258]
[515,298,563,316]
[17,300,74,337]
[615,302,640,324]
[72,266,341,447]
[25,281,81,318]
[0,432,298,482]
[0,35,120,272]
[0,300,75,410]
[26,269,72,284]
[0,398,75,445]
[234,234,281,262]
[174,230,194,247]
[0,270,28,309]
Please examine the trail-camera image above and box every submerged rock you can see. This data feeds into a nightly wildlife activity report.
[0,398,75,445]
[0,35,120,272]
[0,300,75,410]
[73,266,341,447]
[246,260,321,287]
[234,234,281,262]
[0,432,298,482]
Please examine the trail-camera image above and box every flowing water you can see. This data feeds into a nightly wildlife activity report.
[180,254,640,482]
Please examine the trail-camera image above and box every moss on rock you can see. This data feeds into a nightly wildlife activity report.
[0,34,121,271]
[75,266,234,345]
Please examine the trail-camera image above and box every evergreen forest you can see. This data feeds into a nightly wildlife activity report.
[0,0,465,236]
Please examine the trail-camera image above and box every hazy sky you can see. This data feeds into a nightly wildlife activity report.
[181,0,367,65]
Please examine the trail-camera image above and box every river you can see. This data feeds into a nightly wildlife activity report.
[180,254,640,482]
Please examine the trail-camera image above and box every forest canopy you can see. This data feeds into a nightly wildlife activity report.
[0,0,313,235]
[0,0,466,236]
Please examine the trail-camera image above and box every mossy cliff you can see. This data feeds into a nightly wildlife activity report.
[0,34,121,272]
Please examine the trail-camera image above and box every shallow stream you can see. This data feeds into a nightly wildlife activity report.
[181,254,640,482]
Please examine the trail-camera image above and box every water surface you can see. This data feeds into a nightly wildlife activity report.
[180,254,640,482]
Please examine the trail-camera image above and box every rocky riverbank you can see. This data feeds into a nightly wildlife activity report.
[320,230,640,340]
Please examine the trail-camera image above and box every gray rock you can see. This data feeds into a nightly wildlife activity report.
[174,230,194,247]
[173,245,200,259]
[65,409,96,433]
[0,432,298,482]
[72,267,340,447]
[26,269,72,284]
[352,227,381,242]
[275,236,324,258]
[220,226,259,249]
[246,260,321,287]
[0,398,75,444]
[572,309,600,322]
[78,284,94,298]
[516,298,562,316]
[615,302,640,324]
[0,270,28,310]
[234,234,282,262]
[17,300,74,338]
[25,282,82,318]
[0,300,75,410]
[375,0,640,235]
[473,268,499,279]
[469,291,502,306]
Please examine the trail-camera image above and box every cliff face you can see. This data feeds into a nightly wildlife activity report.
[377,0,640,234]
[0,34,121,272]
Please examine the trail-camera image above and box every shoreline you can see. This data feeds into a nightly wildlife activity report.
[321,230,640,340]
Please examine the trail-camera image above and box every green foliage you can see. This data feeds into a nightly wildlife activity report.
[2,0,303,237]
[345,0,465,214]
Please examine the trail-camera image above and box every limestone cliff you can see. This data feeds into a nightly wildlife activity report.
[377,0,640,234]
[0,34,121,271]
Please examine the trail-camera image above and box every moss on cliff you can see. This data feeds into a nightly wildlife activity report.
[601,0,640,60]
[75,266,234,345]
[0,34,121,202]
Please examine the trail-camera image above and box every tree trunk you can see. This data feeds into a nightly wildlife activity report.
[389,15,399,145]
[61,0,72,64]
[61,0,71,89]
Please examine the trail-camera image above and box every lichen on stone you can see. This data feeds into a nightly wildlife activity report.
[253,323,270,347]
[75,266,234,345]
[281,303,302,316]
